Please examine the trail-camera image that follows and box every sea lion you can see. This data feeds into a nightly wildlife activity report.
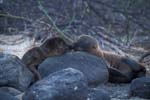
[22,37,69,81]
[71,35,146,83]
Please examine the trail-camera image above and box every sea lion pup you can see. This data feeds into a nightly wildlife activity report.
[22,37,69,81]
[72,35,146,83]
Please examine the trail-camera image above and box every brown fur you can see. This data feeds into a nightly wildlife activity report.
[22,37,69,81]
[72,35,146,83]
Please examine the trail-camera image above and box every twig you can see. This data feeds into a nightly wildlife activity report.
[63,12,76,33]
[96,30,125,47]
[90,30,127,56]
[0,13,32,22]
[139,51,150,62]
[37,0,73,44]
[90,1,150,32]
[127,30,138,47]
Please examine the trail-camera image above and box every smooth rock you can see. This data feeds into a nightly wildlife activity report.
[88,88,111,100]
[39,51,109,86]
[23,68,88,100]
[0,90,19,100]
[0,87,21,96]
[130,77,150,99]
[0,53,34,91]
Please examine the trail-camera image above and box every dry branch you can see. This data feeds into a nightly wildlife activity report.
[37,0,73,44]
[0,13,32,22]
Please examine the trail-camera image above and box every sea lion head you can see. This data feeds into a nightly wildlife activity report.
[40,37,69,56]
[72,35,100,54]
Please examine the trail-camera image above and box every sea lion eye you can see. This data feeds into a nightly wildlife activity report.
[92,45,97,49]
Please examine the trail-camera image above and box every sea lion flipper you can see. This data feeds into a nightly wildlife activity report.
[29,65,42,81]
[108,67,131,83]
[121,57,146,74]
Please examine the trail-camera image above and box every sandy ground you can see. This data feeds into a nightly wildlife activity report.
[0,34,35,58]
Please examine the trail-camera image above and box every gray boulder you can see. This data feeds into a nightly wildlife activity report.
[23,68,88,100]
[0,90,19,100]
[0,87,23,100]
[88,88,111,100]
[38,52,109,86]
[0,87,21,96]
[130,77,150,99]
[0,53,34,91]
